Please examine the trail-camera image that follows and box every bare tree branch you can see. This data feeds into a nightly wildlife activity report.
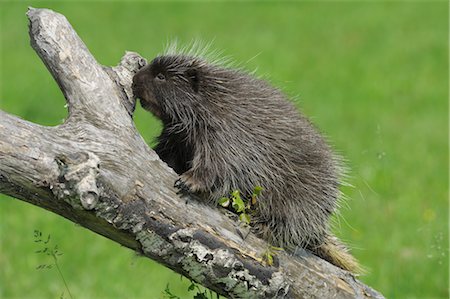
[0,7,384,299]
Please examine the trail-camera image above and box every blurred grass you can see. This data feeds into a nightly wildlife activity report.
[0,1,448,299]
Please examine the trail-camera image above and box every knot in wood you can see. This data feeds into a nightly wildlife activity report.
[53,152,100,210]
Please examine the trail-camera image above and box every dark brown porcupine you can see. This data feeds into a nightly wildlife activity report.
[132,51,361,272]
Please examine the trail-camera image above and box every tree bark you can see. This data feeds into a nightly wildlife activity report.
[0,7,385,299]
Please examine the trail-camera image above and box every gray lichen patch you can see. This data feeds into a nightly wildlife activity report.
[267,272,290,298]
[136,229,173,257]
[215,260,262,298]
[167,228,288,299]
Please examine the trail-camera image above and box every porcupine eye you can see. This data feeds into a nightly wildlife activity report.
[155,73,166,81]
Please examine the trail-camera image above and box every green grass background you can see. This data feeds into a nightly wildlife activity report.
[0,1,448,298]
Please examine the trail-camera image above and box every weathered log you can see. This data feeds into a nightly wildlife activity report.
[0,7,384,299]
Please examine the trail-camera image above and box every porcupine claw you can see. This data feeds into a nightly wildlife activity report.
[174,172,206,194]
[174,178,191,194]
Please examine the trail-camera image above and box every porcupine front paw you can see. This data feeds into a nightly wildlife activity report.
[174,178,190,193]
[174,172,206,194]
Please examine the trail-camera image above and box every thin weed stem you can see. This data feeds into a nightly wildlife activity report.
[51,253,73,299]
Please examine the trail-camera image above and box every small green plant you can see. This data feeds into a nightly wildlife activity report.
[34,230,73,299]
[163,284,181,299]
[217,187,284,267]
[218,186,263,224]
[163,280,219,299]
[261,246,284,267]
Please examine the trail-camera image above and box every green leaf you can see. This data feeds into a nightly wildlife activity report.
[231,195,245,213]
[264,252,274,266]
[193,293,208,299]
[164,284,181,299]
[270,246,284,252]
[188,283,196,291]
[231,190,241,199]
[252,186,263,197]
[218,197,230,207]
[239,213,251,224]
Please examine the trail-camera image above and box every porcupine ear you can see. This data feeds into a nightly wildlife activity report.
[186,68,200,93]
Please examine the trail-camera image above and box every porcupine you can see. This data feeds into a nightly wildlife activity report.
[132,49,360,272]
